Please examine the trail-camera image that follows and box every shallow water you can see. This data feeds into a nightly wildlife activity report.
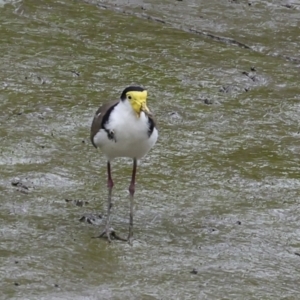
[1,0,300,299]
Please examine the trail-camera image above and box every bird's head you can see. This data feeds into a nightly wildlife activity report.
[120,86,151,117]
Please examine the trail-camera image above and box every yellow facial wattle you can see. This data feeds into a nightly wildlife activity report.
[127,90,150,117]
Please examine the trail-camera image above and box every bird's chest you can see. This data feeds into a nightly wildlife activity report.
[107,112,149,142]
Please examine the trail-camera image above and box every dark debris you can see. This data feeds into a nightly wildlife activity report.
[281,4,293,9]
[198,97,214,105]
[79,214,103,225]
[168,111,182,119]
[242,71,257,82]
[11,179,28,188]
[11,178,33,193]
[16,188,29,194]
[219,85,239,93]
[71,70,80,77]
[37,76,46,84]
[65,199,89,207]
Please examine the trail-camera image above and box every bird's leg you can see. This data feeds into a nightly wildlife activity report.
[128,158,137,244]
[96,161,113,242]
[105,161,114,242]
[95,161,126,242]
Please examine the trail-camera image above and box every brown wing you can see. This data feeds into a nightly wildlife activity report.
[90,100,119,148]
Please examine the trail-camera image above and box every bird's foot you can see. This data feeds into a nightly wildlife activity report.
[127,233,134,245]
[93,227,127,243]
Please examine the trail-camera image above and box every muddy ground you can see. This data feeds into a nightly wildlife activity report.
[1,0,300,299]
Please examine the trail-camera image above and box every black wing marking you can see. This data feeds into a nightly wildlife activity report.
[147,116,156,137]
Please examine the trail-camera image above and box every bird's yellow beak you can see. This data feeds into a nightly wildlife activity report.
[127,90,151,117]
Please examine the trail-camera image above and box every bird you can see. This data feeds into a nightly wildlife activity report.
[90,86,158,243]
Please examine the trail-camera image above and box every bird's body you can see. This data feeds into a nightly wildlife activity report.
[90,86,158,243]
[92,99,158,160]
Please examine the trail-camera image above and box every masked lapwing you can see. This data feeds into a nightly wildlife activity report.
[90,86,158,243]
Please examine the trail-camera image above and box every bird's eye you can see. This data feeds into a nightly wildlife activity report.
[128,96,132,100]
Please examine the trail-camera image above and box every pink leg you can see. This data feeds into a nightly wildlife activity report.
[128,158,137,243]
[96,161,126,242]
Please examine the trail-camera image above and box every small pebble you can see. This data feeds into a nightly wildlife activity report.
[203,98,213,105]
[14,282,19,286]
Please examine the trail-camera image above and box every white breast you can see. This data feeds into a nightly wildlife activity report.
[93,101,158,160]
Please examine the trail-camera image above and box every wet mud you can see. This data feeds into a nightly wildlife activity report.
[1,0,300,299]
